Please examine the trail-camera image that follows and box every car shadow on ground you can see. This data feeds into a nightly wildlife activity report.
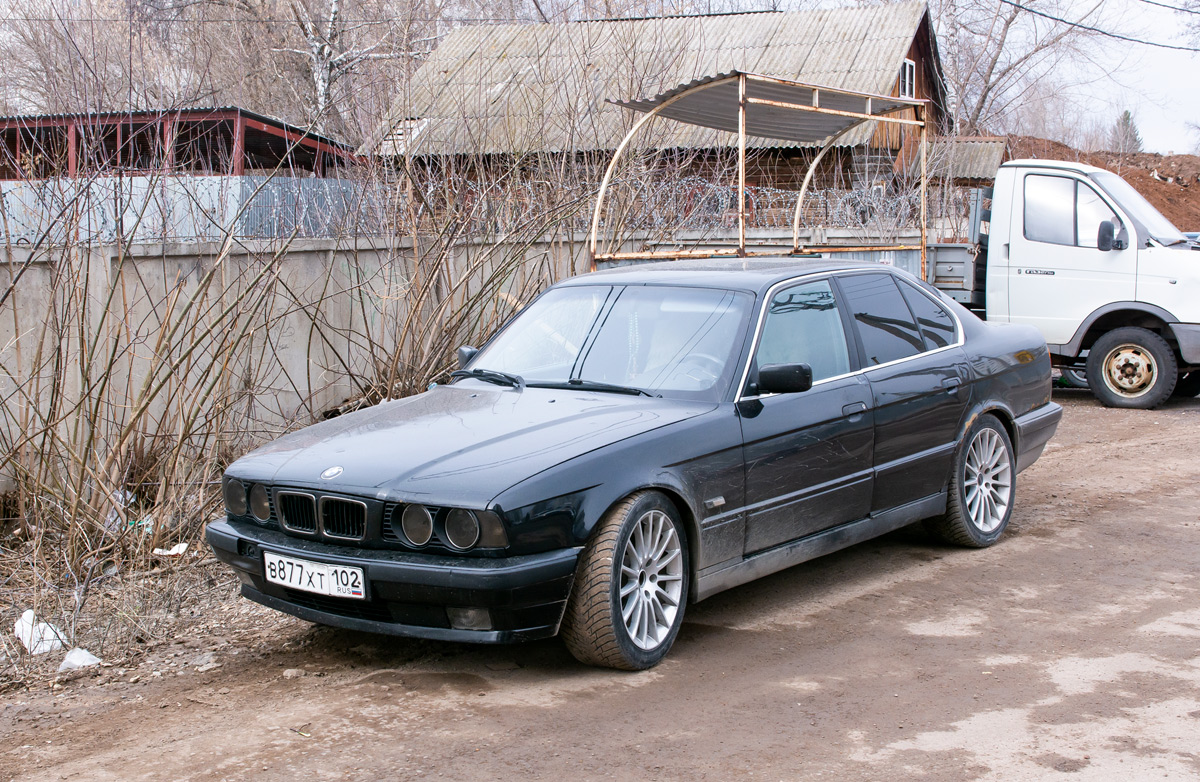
[275,521,950,678]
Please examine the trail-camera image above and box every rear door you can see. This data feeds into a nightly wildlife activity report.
[834,272,969,513]
[738,277,875,554]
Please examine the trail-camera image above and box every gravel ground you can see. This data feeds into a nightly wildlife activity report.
[3,390,1199,781]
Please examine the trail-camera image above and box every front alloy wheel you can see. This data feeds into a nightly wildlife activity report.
[562,491,689,670]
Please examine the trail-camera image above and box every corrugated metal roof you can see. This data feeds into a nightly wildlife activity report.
[922,137,1008,181]
[365,2,935,156]
[612,71,922,145]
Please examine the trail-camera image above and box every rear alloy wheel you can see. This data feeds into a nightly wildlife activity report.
[561,491,689,670]
[927,414,1014,548]
[1086,327,1177,409]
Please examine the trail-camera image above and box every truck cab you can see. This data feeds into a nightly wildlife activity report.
[981,159,1200,408]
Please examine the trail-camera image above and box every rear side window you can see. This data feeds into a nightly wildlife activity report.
[755,278,851,382]
[837,273,924,366]
[897,279,957,350]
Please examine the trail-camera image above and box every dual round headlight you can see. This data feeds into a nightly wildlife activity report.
[223,478,272,523]
[394,504,505,550]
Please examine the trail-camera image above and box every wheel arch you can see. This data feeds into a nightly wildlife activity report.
[961,402,1018,455]
[594,484,701,590]
[1053,302,1181,359]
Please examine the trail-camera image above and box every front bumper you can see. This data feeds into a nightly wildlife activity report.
[205,519,581,643]
[1014,401,1062,473]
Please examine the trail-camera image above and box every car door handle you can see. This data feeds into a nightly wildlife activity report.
[942,377,961,394]
[842,402,867,416]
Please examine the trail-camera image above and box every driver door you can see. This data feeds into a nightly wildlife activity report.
[1007,172,1136,346]
[738,277,875,554]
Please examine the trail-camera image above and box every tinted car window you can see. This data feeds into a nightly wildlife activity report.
[473,284,752,401]
[837,273,924,366]
[898,278,957,350]
[1024,174,1075,246]
[579,286,749,393]
[755,278,850,382]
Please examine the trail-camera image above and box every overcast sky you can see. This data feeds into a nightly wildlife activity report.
[1065,0,1198,154]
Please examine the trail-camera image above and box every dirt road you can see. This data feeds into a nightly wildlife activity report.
[4,392,1200,781]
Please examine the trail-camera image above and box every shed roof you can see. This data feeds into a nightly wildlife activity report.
[365,2,941,157]
[923,136,1008,181]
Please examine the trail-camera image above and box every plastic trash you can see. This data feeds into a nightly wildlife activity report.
[104,490,136,532]
[13,609,67,655]
[58,647,101,672]
[152,542,188,557]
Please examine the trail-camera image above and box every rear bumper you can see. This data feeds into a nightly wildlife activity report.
[205,519,580,643]
[1014,402,1062,473]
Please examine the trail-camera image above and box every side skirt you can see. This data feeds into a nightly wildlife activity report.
[692,492,947,602]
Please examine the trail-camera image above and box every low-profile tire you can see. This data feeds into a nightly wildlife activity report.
[561,491,689,671]
[1172,371,1200,399]
[1085,327,1177,409]
[927,414,1015,548]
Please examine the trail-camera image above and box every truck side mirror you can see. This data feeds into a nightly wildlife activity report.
[757,363,814,394]
[456,345,479,369]
[1097,220,1116,252]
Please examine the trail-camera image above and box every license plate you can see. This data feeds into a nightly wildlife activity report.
[264,551,366,600]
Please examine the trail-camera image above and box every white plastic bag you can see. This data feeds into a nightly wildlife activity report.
[58,647,102,672]
[13,609,67,655]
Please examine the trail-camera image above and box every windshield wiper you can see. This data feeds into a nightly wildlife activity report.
[528,379,657,397]
[450,368,525,389]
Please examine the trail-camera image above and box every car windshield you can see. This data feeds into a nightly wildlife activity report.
[1091,171,1188,246]
[468,284,753,400]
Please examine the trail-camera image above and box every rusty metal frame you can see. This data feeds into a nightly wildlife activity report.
[589,72,928,274]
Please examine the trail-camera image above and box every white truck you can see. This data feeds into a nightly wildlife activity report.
[929,158,1200,409]
[586,73,1198,409]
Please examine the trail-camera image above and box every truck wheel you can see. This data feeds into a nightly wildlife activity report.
[1172,372,1200,399]
[1058,369,1088,389]
[926,414,1014,548]
[561,491,689,671]
[1085,328,1177,409]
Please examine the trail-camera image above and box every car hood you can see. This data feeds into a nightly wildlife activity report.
[229,383,715,505]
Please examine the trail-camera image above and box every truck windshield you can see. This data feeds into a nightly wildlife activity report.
[468,284,752,401]
[1091,171,1188,246]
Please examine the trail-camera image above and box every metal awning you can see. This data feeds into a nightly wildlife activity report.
[590,71,930,271]
[610,71,924,145]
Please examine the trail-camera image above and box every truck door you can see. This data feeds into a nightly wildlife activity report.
[1007,172,1135,347]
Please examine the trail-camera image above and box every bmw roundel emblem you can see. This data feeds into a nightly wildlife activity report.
[321,466,343,480]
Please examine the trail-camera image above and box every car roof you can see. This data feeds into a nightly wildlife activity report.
[556,257,897,295]
[1001,158,1110,177]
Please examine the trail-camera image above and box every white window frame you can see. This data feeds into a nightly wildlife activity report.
[899,59,916,99]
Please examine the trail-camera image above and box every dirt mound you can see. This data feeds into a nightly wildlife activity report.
[1008,135,1200,231]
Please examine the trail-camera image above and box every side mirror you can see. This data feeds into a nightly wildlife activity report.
[456,345,479,369]
[1097,220,1116,252]
[757,363,813,395]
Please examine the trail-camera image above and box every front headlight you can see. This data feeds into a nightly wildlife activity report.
[445,509,480,549]
[223,477,248,516]
[400,504,434,546]
[249,484,271,522]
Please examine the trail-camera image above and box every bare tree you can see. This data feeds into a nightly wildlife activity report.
[931,0,1126,135]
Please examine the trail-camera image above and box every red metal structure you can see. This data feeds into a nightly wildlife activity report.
[0,107,358,181]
